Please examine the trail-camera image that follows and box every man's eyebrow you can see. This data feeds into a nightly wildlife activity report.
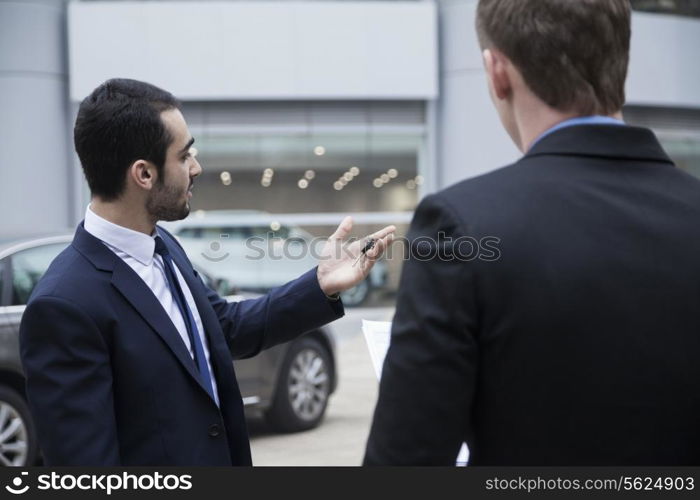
[179,137,195,155]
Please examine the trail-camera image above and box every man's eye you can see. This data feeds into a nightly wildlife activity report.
[182,147,197,162]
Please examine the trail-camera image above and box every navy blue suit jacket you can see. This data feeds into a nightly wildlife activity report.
[365,125,700,465]
[19,223,343,465]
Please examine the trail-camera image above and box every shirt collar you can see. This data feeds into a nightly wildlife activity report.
[84,204,157,266]
[529,116,626,151]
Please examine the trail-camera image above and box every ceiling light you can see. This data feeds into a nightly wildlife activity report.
[305,170,316,180]
[349,166,360,176]
[373,179,383,188]
[380,174,390,183]
[314,146,326,156]
[333,181,344,191]
[388,169,398,178]
[298,179,309,189]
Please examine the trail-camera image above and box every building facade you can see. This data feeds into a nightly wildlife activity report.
[1,0,699,240]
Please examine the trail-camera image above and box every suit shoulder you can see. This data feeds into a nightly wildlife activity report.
[28,245,107,306]
[439,161,527,201]
[430,161,529,217]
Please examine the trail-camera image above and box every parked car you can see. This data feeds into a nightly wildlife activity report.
[0,233,337,466]
[161,210,389,307]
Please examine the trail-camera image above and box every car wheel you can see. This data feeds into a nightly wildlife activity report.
[340,279,371,307]
[266,337,333,433]
[0,386,38,466]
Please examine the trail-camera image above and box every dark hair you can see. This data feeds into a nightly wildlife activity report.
[74,78,181,201]
[476,0,631,115]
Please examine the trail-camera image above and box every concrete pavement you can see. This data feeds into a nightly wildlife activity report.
[249,307,394,466]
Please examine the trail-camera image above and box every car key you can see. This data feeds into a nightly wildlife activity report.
[353,238,377,267]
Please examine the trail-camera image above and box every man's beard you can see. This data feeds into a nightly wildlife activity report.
[147,178,190,222]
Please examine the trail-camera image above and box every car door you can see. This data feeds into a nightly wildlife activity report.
[0,258,19,369]
[0,242,70,374]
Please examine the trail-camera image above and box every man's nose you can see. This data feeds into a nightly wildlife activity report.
[191,157,202,178]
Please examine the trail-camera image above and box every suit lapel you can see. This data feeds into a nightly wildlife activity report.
[110,261,208,392]
[72,222,217,403]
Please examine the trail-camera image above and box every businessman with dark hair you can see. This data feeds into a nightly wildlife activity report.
[365,0,700,465]
[20,78,394,465]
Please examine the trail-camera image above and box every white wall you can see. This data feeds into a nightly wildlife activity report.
[68,1,438,101]
[435,1,700,189]
[0,0,74,237]
[627,12,700,108]
[435,0,518,189]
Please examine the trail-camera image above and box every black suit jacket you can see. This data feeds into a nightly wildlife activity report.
[20,224,343,465]
[365,125,700,465]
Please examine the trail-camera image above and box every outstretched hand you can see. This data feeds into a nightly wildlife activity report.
[316,216,396,297]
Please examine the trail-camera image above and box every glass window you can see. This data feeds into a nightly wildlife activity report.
[624,106,700,180]
[178,227,203,238]
[657,135,700,177]
[179,101,425,306]
[0,259,5,306]
[631,0,700,18]
[248,226,291,240]
[10,243,67,306]
[188,131,424,215]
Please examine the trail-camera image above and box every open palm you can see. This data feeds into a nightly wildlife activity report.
[316,216,395,297]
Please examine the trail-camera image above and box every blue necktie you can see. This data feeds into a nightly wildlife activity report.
[154,236,217,404]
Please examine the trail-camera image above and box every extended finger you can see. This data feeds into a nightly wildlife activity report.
[365,232,394,261]
[329,216,353,241]
[368,225,396,242]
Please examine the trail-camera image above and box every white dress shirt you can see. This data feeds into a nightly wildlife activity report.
[84,205,220,406]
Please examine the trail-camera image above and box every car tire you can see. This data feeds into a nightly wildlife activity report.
[340,279,371,307]
[266,337,333,433]
[0,385,38,466]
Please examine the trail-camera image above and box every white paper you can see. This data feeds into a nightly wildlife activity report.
[361,320,392,379]
[361,319,470,466]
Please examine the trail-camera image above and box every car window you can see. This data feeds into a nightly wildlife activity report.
[179,227,250,240]
[248,226,291,240]
[214,227,250,240]
[177,227,203,238]
[10,243,67,306]
[177,225,292,240]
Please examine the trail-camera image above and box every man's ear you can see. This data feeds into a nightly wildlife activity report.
[483,48,512,101]
[129,160,157,191]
